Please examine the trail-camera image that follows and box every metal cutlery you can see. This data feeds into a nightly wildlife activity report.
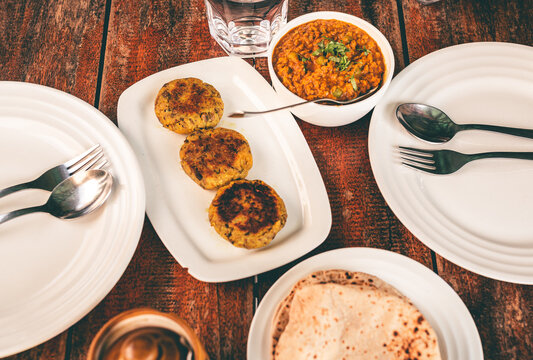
[229,87,378,118]
[398,146,533,174]
[0,144,107,198]
[396,103,533,143]
[0,169,113,225]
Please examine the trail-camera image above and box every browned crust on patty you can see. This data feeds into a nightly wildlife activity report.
[209,179,287,249]
[154,78,224,134]
[180,128,253,189]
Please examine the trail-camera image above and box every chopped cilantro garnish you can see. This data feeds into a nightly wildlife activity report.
[311,38,352,71]
[356,46,371,56]
[323,40,349,57]
[337,57,351,71]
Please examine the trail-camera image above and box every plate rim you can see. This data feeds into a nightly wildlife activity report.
[368,42,533,284]
[0,81,146,357]
[247,247,483,360]
[117,56,332,282]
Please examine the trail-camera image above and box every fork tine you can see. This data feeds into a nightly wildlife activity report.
[74,152,105,174]
[64,144,101,169]
[401,161,438,174]
[89,158,108,170]
[63,144,100,168]
[400,156,436,169]
[67,147,103,175]
[398,146,435,157]
[399,152,435,165]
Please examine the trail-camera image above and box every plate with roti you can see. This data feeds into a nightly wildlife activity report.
[248,247,483,359]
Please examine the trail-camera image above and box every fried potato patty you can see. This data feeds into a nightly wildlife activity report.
[154,78,224,134]
[180,127,253,189]
[209,180,287,249]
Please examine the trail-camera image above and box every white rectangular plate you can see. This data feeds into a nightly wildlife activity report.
[117,57,331,282]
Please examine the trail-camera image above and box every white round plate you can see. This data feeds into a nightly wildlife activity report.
[369,43,533,284]
[248,248,482,359]
[0,82,145,357]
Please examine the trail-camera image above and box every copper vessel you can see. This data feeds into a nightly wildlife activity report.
[88,308,208,360]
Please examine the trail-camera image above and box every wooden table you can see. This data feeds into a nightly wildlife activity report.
[1,0,531,359]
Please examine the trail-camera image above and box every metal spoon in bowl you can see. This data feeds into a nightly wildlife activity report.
[0,169,113,225]
[229,87,379,118]
[396,103,533,143]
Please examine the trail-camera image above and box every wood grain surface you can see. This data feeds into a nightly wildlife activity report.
[0,0,531,359]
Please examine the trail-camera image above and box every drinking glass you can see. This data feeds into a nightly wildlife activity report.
[205,0,289,57]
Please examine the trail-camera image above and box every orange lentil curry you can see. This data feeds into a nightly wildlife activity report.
[273,19,385,101]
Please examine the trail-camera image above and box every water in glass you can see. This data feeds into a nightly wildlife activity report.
[205,0,288,57]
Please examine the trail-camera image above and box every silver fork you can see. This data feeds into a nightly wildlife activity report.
[0,144,108,198]
[398,146,533,174]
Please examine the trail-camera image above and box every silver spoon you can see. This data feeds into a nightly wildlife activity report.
[0,169,113,225]
[396,103,533,143]
[229,87,379,118]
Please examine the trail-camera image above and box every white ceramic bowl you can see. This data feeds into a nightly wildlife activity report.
[267,11,395,127]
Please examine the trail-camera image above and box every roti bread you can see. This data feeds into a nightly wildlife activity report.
[271,270,441,360]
